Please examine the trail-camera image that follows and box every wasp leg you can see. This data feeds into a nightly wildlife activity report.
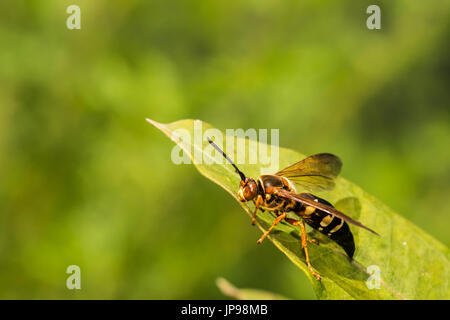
[285,218,320,245]
[300,221,321,281]
[285,218,301,226]
[252,195,264,225]
[257,212,287,244]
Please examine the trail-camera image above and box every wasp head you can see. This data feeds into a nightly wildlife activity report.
[238,178,258,202]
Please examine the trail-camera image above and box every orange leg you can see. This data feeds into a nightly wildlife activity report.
[285,218,319,244]
[285,218,301,226]
[299,221,321,281]
[252,195,263,225]
[257,212,287,244]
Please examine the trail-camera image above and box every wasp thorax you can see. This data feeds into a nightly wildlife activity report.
[238,178,258,202]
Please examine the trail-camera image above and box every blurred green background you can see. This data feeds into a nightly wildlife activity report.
[0,0,448,299]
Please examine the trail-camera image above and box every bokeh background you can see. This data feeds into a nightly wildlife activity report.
[0,0,448,299]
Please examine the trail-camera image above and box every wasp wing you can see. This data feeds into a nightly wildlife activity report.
[275,153,342,191]
[276,189,379,235]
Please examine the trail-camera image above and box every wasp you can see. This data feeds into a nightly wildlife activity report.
[207,137,378,280]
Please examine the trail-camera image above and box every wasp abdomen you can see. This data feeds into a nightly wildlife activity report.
[298,193,355,259]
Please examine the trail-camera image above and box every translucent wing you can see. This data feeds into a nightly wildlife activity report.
[275,153,342,191]
[275,189,379,235]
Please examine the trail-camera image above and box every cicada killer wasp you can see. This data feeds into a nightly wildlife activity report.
[207,137,378,280]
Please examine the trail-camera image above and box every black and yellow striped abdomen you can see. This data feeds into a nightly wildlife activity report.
[297,193,355,259]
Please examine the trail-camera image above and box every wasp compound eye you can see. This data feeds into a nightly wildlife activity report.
[243,180,257,201]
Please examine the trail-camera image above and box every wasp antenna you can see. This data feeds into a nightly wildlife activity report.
[207,137,246,181]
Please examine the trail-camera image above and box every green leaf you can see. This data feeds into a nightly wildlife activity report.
[216,277,289,300]
[147,118,449,300]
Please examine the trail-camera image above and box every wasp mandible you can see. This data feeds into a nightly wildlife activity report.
[207,137,378,280]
